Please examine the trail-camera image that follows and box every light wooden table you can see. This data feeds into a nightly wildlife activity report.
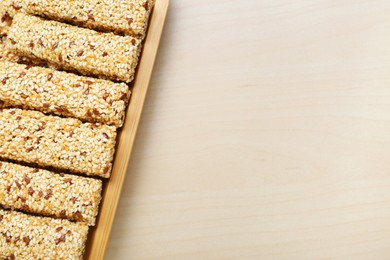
[105,1,390,259]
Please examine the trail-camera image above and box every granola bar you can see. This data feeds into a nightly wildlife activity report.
[0,108,116,178]
[0,161,102,226]
[7,13,142,82]
[0,60,131,127]
[0,208,88,259]
[0,37,46,66]
[24,0,153,39]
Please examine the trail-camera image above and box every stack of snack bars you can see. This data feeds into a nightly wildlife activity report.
[0,0,153,259]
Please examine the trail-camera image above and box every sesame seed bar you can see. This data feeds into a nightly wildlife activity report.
[24,0,153,39]
[0,0,24,18]
[0,161,102,226]
[0,209,88,259]
[0,0,24,35]
[0,10,47,67]
[1,37,47,66]
[0,38,17,62]
[0,108,116,178]
[0,5,12,35]
[0,60,131,127]
[7,13,142,83]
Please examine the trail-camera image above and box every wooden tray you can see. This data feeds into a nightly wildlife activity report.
[84,0,169,258]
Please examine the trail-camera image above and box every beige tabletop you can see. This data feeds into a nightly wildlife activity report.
[105,1,390,259]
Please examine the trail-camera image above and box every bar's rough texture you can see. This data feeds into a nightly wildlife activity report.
[0,108,117,178]
[0,6,46,67]
[0,0,24,17]
[0,60,131,127]
[0,5,12,35]
[24,0,153,39]
[7,13,142,82]
[1,37,46,66]
[0,161,102,226]
[0,208,88,259]
[0,0,24,35]
[0,38,17,62]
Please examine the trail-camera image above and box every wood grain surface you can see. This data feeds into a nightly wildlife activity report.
[106,0,390,259]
